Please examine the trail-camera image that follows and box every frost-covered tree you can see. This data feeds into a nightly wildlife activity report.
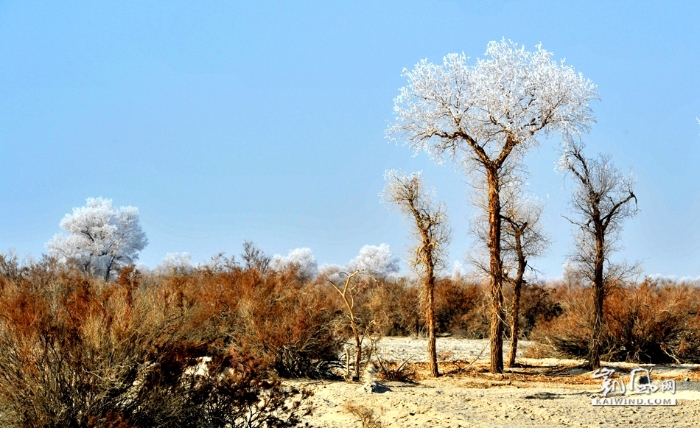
[157,252,193,274]
[383,170,450,377]
[346,244,400,278]
[558,141,638,369]
[451,261,465,281]
[388,39,597,373]
[47,198,148,281]
[318,263,343,280]
[271,247,318,281]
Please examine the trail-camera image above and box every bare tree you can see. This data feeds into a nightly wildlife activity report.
[499,179,549,367]
[383,170,449,377]
[325,270,377,381]
[242,241,271,273]
[388,40,597,373]
[558,141,639,369]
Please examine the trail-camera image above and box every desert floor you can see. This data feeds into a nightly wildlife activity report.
[295,337,700,427]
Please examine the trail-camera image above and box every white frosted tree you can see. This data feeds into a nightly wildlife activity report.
[451,261,465,281]
[271,247,318,281]
[47,197,148,281]
[388,39,597,373]
[346,244,400,278]
[157,252,193,274]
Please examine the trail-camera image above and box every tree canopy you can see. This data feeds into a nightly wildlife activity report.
[47,197,148,280]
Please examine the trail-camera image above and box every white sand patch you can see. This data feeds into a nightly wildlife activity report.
[295,338,700,427]
[370,336,533,363]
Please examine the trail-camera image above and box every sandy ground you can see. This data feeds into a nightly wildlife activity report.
[293,337,700,427]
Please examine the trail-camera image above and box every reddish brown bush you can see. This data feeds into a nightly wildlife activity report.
[531,279,700,364]
[504,282,562,339]
[0,254,312,427]
[434,278,490,338]
[365,277,555,340]
[367,278,421,337]
[152,249,347,379]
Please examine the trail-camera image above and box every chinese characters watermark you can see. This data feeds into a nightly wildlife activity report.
[591,367,677,406]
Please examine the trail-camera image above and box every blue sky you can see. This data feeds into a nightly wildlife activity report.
[0,1,698,278]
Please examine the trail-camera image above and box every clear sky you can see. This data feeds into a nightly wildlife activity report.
[0,1,698,278]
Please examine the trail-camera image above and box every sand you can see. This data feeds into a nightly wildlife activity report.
[293,337,700,427]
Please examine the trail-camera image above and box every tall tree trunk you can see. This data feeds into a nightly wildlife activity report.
[588,230,605,369]
[426,271,438,377]
[487,168,505,374]
[507,229,527,368]
[507,283,521,368]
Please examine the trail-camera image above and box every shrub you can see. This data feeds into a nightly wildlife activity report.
[373,357,416,383]
[0,256,312,427]
[234,275,346,378]
[343,402,383,428]
[434,278,489,338]
[505,281,562,339]
[160,248,347,380]
[530,279,700,364]
[367,278,421,337]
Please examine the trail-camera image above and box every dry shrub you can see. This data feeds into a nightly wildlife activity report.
[531,279,700,363]
[434,278,489,338]
[234,275,345,378]
[365,277,556,340]
[367,278,491,339]
[367,278,421,337]
[153,247,347,379]
[0,255,312,427]
[504,282,563,339]
[373,358,416,383]
[343,402,383,428]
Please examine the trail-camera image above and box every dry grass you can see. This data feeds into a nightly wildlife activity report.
[343,402,384,428]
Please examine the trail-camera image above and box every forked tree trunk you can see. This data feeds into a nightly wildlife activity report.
[487,168,505,374]
[348,311,363,381]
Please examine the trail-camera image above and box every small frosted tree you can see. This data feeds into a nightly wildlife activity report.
[388,39,597,373]
[323,244,398,381]
[383,170,449,377]
[47,198,148,281]
[271,248,318,281]
[157,252,193,274]
[558,141,638,369]
[346,244,400,278]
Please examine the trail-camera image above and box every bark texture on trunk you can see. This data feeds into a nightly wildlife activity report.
[588,229,605,370]
[487,168,505,374]
[507,284,521,368]
[507,234,526,368]
[426,271,438,377]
